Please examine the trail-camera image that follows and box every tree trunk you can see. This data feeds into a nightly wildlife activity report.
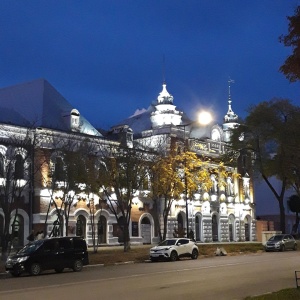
[123,225,131,252]
[162,212,169,240]
[262,174,287,234]
[162,196,170,240]
[152,199,162,242]
[90,213,98,253]
[279,199,286,234]
[1,212,11,261]
[295,212,299,233]
[65,215,69,236]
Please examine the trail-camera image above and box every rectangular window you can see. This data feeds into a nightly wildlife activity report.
[132,222,138,237]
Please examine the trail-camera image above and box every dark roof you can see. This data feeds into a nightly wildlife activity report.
[0,79,101,136]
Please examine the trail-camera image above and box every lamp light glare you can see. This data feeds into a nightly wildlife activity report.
[198,111,212,125]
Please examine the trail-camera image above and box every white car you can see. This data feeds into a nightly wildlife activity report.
[149,238,199,262]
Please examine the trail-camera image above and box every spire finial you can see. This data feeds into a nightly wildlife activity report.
[228,77,234,102]
[224,77,238,123]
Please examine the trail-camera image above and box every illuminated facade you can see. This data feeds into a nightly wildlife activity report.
[0,79,256,248]
[111,81,256,243]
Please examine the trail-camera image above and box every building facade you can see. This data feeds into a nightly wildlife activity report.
[0,79,256,248]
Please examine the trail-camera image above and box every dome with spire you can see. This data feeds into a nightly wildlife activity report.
[156,82,174,104]
[223,78,239,142]
[224,99,238,123]
[224,78,238,123]
[151,82,182,127]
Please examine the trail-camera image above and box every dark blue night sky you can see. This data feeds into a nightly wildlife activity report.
[0,0,299,131]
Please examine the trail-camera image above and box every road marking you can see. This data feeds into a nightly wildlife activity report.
[0,254,298,295]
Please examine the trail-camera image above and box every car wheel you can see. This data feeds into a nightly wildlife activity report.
[293,244,297,251]
[280,245,285,252]
[30,263,41,276]
[55,267,64,273]
[73,259,83,272]
[191,249,198,259]
[170,251,178,262]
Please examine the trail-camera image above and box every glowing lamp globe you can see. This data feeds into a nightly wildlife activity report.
[198,111,212,125]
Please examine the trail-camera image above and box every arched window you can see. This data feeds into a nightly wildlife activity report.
[11,214,24,247]
[54,157,65,181]
[0,154,4,177]
[98,216,107,244]
[210,175,217,194]
[142,175,149,190]
[14,154,24,179]
[76,215,86,238]
[211,128,221,141]
[226,177,234,196]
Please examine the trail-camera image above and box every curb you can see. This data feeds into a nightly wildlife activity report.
[0,272,9,279]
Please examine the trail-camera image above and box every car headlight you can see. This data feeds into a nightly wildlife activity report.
[275,242,282,246]
[162,247,171,251]
[16,256,29,263]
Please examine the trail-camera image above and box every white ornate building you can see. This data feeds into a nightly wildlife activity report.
[110,80,256,243]
[0,78,256,248]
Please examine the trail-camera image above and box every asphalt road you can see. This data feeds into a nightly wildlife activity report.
[0,251,299,300]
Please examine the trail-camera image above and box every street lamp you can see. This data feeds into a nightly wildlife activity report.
[177,111,212,238]
[198,111,213,125]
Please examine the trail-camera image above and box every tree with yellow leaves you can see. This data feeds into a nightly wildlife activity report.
[150,145,215,240]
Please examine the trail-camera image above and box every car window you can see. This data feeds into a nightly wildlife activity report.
[73,238,87,250]
[158,239,176,246]
[43,240,59,252]
[59,238,72,250]
[270,235,283,241]
[18,240,43,255]
[178,239,189,245]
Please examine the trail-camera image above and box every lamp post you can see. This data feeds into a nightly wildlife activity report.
[184,153,189,238]
[177,111,212,238]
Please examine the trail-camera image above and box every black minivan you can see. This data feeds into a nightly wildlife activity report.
[5,236,89,276]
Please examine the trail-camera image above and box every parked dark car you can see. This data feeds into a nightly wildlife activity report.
[265,234,297,252]
[5,236,89,276]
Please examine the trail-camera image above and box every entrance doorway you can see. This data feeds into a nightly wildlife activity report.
[76,215,86,238]
[141,217,151,244]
